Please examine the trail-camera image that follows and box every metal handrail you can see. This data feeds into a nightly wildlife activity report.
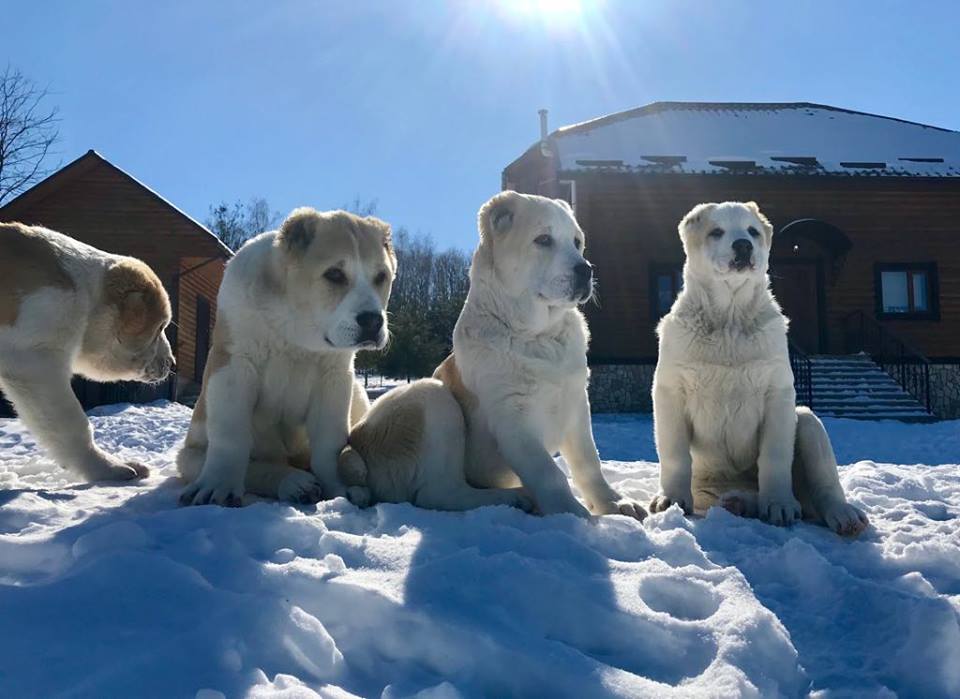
[788,338,814,409]
[842,310,932,413]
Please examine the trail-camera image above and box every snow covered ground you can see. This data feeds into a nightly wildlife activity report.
[0,403,958,698]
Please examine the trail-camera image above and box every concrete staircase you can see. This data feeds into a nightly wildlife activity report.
[808,354,935,422]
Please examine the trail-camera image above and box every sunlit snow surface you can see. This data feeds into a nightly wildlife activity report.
[1,402,958,698]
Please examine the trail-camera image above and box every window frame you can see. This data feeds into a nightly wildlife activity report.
[874,262,940,321]
[649,263,684,320]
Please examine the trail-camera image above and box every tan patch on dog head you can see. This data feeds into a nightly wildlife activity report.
[0,222,75,326]
[276,207,395,267]
[433,354,477,412]
[102,257,171,341]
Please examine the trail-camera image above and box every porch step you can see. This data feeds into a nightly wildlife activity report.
[804,354,935,422]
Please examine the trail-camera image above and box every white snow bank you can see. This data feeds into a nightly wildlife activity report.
[0,403,958,697]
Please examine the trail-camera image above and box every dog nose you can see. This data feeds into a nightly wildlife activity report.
[574,262,593,282]
[356,312,384,335]
[732,239,753,259]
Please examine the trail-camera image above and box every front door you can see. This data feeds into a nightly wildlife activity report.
[770,260,823,353]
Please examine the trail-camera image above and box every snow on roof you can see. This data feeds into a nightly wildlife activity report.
[550,103,960,177]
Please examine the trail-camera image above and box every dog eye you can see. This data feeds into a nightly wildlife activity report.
[534,234,554,247]
[374,271,388,285]
[747,226,760,238]
[574,238,582,250]
[708,228,724,239]
[323,268,348,285]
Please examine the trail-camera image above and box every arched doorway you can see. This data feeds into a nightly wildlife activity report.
[771,219,852,353]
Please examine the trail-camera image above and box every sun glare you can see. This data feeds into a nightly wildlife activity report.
[496,0,588,27]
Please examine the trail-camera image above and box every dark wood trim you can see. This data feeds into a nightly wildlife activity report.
[874,262,940,321]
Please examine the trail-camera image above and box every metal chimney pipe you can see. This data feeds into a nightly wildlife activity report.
[538,109,549,140]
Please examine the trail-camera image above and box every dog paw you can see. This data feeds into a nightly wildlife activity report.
[821,500,869,537]
[278,471,323,505]
[77,454,149,482]
[179,478,244,507]
[649,491,693,515]
[346,485,372,508]
[591,497,647,521]
[758,493,802,526]
[536,492,591,519]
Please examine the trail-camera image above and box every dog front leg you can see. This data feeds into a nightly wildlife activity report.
[180,360,257,507]
[560,390,645,520]
[757,388,802,526]
[490,413,589,518]
[306,372,353,499]
[650,382,694,514]
[0,349,147,481]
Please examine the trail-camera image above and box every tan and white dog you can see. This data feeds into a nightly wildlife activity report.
[0,222,174,481]
[177,207,394,507]
[338,192,646,520]
[650,201,868,536]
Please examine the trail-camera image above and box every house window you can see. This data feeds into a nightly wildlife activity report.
[875,263,939,320]
[650,264,683,318]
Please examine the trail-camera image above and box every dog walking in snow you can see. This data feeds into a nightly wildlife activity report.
[650,201,868,536]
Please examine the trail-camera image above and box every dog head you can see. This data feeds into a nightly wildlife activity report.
[82,257,174,383]
[475,191,592,308]
[679,201,773,286]
[272,207,396,351]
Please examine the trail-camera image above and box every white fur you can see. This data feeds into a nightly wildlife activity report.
[0,227,173,481]
[177,210,394,507]
[345,192,645,520]
[650,202,868,536]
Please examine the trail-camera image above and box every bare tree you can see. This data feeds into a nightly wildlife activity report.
[205,197,281,251]
[0,66,60,204]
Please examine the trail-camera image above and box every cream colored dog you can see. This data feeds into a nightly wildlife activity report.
[0,222,173,481]
[338,192,645,520]
[650,201,868,536]
[177,208,395,506]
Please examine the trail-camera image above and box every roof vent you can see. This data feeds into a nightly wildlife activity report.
[641,155,687,165]
[708,160,757,170]
[770,156,820,167]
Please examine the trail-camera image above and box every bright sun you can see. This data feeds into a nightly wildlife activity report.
[497,0,586,25]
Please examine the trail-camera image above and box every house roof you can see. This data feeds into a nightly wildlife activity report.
[544,102,960,178]
[0,150,232,255]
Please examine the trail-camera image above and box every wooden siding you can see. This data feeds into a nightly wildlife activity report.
[176,257,225,391]
[512,171,960,361]
[0,153,230,408]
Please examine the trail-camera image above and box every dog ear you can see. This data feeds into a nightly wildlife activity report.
[118,291,149,336]
[679,202,718,237]
[364,215,397,272]
[276,207,320,255]
[478,191,520,244]
[744,201,774,237]
[104,258,170,341]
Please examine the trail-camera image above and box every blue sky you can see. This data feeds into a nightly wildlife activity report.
[4,0,959,251]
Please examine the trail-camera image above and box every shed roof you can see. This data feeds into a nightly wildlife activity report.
[544,102,960,178]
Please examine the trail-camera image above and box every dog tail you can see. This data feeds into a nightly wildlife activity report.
[337,444,372,508]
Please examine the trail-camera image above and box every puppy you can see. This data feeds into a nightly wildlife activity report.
[338,192,645,520]
[650,201,868,536]
[0,222,173,481]
[177,207,395,506]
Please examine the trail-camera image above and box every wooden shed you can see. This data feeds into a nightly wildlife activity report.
[504,103,960,419]
[0,150,231,412]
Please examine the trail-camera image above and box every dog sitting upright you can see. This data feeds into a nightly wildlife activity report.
[177,207,395,506]
[0,222,174,481]
[650,201,868,536]
[339,191,645,519]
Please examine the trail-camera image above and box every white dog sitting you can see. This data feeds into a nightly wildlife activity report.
[650,201,868,536]
[177,208,394,506]
[339,191,645,520]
